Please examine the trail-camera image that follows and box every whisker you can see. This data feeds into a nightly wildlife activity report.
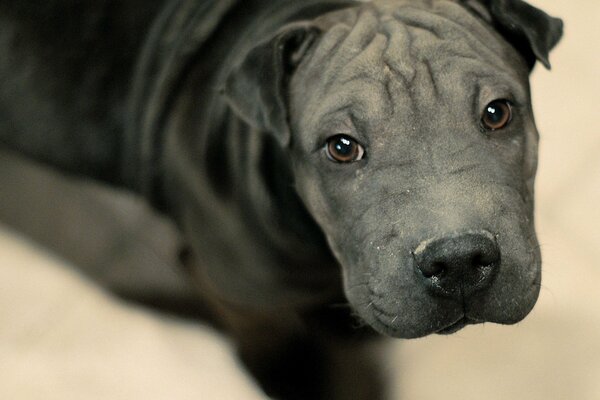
[448,163,481,175]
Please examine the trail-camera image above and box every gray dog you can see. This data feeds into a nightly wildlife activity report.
[0,0,562,398]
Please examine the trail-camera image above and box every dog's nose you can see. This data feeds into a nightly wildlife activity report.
[412,230,500,299]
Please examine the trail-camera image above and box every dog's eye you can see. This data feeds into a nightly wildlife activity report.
[325,135,365,163]
[481,100,512,131]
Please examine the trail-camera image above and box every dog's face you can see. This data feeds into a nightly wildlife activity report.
[289,1,542,338]
[225,0,562,338]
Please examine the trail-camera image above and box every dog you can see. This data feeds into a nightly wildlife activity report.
[0,0,562,398]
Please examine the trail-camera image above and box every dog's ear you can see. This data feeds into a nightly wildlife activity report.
[465,0,563,69]
[223,23,320,147]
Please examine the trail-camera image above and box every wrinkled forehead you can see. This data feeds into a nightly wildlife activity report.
[294,0,529,128]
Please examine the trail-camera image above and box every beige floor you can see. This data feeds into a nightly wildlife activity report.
[1,0,599,399]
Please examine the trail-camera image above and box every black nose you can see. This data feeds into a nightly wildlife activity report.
[412,230,500,299]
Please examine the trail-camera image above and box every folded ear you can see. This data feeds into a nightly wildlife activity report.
[466,0,563,70]
[223,23,320,146]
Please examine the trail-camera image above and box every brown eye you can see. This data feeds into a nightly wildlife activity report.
[325,135,365,163]
[482,100,512,131]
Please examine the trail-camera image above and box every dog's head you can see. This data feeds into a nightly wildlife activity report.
[224,0,562,338]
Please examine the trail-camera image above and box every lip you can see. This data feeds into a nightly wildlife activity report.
[435,316,474,335]
[368,293,484,338]
[370,303,466,338]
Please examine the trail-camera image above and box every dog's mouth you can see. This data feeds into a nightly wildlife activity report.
[369,301,475,338]
[369,302,483,337]
[435,316,478,335]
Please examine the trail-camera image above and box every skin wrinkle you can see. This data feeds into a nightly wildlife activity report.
[455,62,527,105]
[375,155,422,170]
[343,7,379,49]
[381,16,416,88]
[337,188,423,244]
[325,42,389,108]
[307,24,350,69]
[422,58,439,97]
[366,282,400,315]
[446,140,479,157]
[395,3,512,69]
[382,74,394,112]
[472,80,485,128]
[309,85,389,134]
[484,180,528,206]
[298,27,350,99]
[405,22,441,41]
[380,227,399,246]
[321,9,380,78]
[338,70,384,89]
[385,182,528,228]
[341,28,388,75]
[315,105,354,130]
[338,202,443,262]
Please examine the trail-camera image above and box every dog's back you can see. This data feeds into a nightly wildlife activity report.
[0,0,164,183]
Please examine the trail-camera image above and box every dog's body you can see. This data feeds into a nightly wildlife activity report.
[0,1,562,399]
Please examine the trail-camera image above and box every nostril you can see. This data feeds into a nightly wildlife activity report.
[472,253,491,268]
[473,241,501,268]
[420,261,446,278]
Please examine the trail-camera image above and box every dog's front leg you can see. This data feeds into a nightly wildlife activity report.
[179,249,388,400]
[214,304,388,400]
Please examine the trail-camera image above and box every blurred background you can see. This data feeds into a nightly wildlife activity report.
[0,0,598,399]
